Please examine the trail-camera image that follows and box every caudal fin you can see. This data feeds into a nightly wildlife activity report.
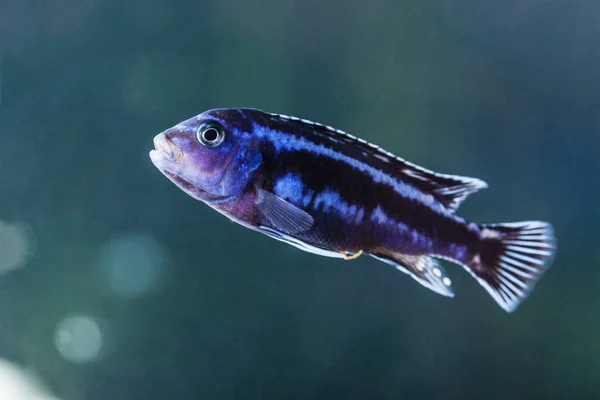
[467,221,556,312]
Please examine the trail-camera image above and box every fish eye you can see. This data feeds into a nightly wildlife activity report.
[197,123,225,147]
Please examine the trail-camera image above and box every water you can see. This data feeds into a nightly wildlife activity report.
[1,1,598,399]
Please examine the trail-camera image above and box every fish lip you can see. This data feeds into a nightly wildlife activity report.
[152,133,182,162]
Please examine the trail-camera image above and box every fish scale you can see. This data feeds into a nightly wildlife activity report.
[150,108,556,313]
[252,121,469,258]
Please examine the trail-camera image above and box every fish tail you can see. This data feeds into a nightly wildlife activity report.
[465,221,556,312]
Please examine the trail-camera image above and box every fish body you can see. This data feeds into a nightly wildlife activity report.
[150,108,556,312]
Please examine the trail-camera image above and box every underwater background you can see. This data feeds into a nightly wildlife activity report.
[1,0,598,399]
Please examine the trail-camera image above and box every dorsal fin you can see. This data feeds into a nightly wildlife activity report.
[266,112,488,212]
[401,168,488,213]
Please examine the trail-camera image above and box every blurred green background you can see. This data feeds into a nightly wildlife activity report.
[1,0,598,399]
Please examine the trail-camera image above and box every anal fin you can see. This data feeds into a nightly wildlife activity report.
[370,252,454,297]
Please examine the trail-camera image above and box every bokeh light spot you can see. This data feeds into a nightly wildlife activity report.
[0,220,35,274]
[98,233,168,299]
[55,315,102,364]
[0,359,61,400]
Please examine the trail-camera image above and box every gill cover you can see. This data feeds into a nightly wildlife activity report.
[207,145,262,197]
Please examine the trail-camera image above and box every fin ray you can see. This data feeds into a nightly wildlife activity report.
[256,188,314,235]
[464,221,556,312]
[402,169,488,212]
[267,112,486,213]
[370,252,454,297]
[257,225,344,258]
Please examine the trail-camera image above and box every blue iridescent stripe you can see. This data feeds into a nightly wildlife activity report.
[245,123,446,214]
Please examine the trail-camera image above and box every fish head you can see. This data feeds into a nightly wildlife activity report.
[149,109,262,200]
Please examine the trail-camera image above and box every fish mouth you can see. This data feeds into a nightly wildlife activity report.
[150,133,183,163]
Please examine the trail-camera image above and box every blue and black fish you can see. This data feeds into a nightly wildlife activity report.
[150,108,556,312]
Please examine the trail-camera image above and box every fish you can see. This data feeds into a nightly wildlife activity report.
[149,108,556,312]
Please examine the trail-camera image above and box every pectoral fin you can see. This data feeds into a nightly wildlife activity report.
[256,188,314,235]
